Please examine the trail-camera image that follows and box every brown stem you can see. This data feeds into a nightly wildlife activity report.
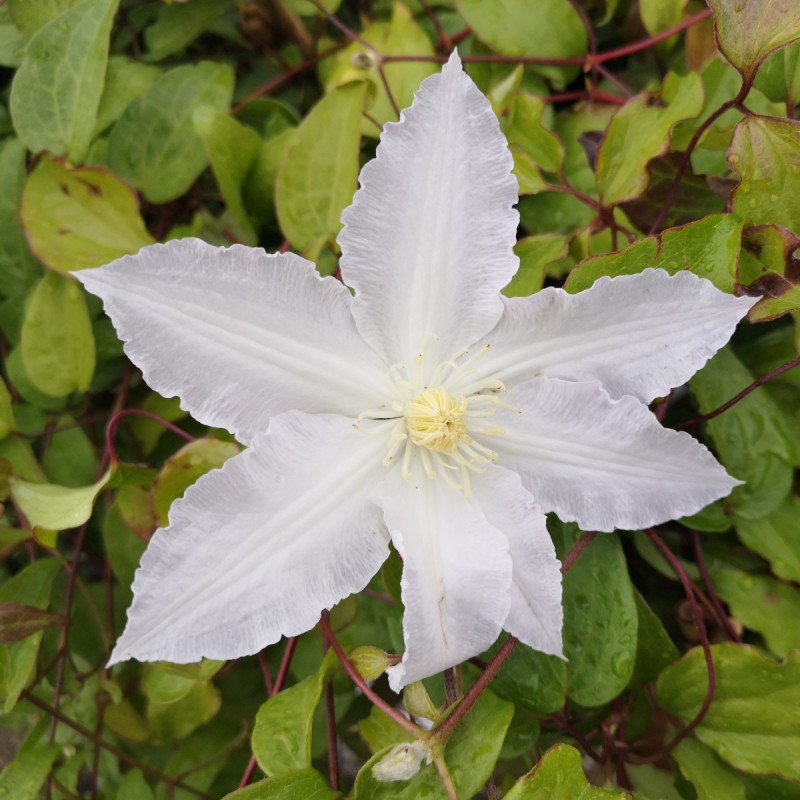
[646,531,716,751]
[21,691,210,798]
[678,355,800,429]
[320,614,423,737]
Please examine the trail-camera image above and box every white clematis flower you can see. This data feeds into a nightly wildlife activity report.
[78,53,756,691]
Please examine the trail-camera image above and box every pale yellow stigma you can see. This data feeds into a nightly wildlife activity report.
[404,387,468,455]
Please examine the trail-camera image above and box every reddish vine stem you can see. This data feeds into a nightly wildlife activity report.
[382,9,713,69]
[320,614,423,737]
[103,407,196,467]
[232,43,344,111]
[238,637,300,789]
[646,531,716,751]
[560,531,597,574]
[691,530,741,643]
[649,71,754,234]
[678,355,800,429]
[418,0,452,51]
[309,0,400,117]
[21,691,210,798]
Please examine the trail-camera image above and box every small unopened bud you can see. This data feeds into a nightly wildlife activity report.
[403,681,442,723]
[352,50,379,70]
[349,646,397,681]
[372,741,432,782]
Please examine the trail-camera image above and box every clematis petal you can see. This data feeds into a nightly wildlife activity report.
[471,467,563,658]
[339,52,519,368]
[379,470,512,691]
[491,377,738,533]
[474,269,757,403]
[77,238,388,445]
[109,412,390,665]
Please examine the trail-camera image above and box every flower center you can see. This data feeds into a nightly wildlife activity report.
[404,387,468,455]
[357,340,512,496]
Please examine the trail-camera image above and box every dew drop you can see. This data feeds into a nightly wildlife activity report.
[749,199,758,209]
[611,652,632,678]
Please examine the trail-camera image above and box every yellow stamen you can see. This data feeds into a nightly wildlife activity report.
[404,387,468,455]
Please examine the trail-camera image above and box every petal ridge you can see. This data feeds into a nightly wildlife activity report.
[78,238,388,444]
[339,52,519,368]
[109,412,391,665]
[474,268,758,402]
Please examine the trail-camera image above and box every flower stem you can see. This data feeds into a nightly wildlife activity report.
[320,614,423,737]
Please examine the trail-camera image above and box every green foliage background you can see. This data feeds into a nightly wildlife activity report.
[0,0,799,798]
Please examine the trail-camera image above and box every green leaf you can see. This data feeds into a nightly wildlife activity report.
[194,108,261,244]
[708,0,800,79]
[42,414,98,486]
[490,637,567,715]
[504,743,632,799]
[502,234,568,297]
[117,770,156,800]
[0,558,61,711]
[0,743,60,800]
[151,438,240,527]
[502,93,565,194]
[353,690,513,800]
[252,651,337,776]
[691,346,793,520]
[630,590,679,685]
[0,6,26,68]
[9,0,118,164]
[107,61,235,204]
[755,41,800,104]
[0,378,14,439]
[673,738,747,800]
[320,2,437,135]
[0,601,66,643]
[657,643,800,780]
[94,56,163,136]
[712,569,800,658]
[147,679,222,741]
[10,467,111,531]
[358,704,413,754]
[454,0,586,88]
[640,0,688,36]
[142,660,224,705]
[567,214,743,294]
[561,532,638,706]
[735,495,800,582]
[20,272,96,397]
[242,127,297,230]
[102,497,148,595]
[729,115,800,236]
[596,72,704,206]
[0,139,42,300]
[7,0,82,37]
[144,0,229,61]
[656,214,743,291]
[222,769,339,800]
[21,157,155,272]
[276,81,366,255]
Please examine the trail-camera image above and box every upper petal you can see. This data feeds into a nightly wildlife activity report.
[109,412,391,665]
[77,238,388,445]
[379,469,512,691]
[474,269,757,403]
[339,52,519,368]
[491,377,739,532]
[470,466,563,658]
